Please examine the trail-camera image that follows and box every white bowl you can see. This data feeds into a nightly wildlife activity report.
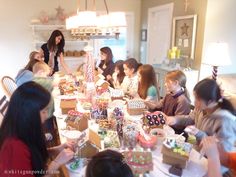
[163,125,175,137]
[61,130,82,142]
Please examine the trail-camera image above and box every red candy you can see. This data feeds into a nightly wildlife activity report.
[138,134,157,149]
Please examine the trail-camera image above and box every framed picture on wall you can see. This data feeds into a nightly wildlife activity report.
[172,15,197,60]
[141,29,147,41]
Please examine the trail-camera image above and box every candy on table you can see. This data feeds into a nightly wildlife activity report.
[137,133,157,149]
[98,119,112,129]
[101,130,120,149]
[127,99,145,109]
[110,89,124,100]
[127,99,146,115]
[95,97,109,109]
[161,137,192,168]
[58,80,78,95]
[112,107,124,119]
[123,149,153,175]
[65,110,88,131]
[82,102,92,110]
[143,111,166,129]
[91,107,108,120]
[123,125,139,149]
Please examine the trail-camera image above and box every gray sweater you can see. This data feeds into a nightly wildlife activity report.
[176,108,236,151]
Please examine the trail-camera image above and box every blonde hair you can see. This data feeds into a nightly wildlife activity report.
[166,70,190,101]
[32,61,50,76]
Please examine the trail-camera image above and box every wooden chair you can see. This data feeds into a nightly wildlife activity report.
[1,76,17,98]
[0,95,9,125]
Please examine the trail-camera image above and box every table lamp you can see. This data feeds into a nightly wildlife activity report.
[203,42,231,80]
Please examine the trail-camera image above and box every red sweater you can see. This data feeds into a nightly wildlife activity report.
[0,137,34,177]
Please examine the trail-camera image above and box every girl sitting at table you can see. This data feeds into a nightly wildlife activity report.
[137,64,159,101]
[98,47,115,82]
[108,60,125,89]
[0,82,75,177]
[86,149,134,177]
[32,62,60,146]
[166,79,236,153]
[15,51,41,87]
[121,58,142,97]
[145,70,191,115]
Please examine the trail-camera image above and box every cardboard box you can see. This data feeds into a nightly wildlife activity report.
[60,99,77,114]
[161,145,189,168]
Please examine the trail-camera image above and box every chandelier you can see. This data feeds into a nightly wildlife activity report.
[66,0,126,40]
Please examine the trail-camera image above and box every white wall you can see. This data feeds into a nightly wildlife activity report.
[200,0,236,79]
[0,0,141,79]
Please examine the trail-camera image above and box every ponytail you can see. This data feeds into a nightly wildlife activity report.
[183,86,191,103]
[218,98,236,116]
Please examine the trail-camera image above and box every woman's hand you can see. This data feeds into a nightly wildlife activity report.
[58,141,77,152]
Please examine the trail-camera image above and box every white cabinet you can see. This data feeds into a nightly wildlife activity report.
[154,65,199,103]
[30,24,88,51]
[30,24,88,72]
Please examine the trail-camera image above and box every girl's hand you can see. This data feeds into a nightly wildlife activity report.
[164,115,177,125]
[53,149,74,166]
[184,125,199,135]
[59,141,77,152]
[144,100,157,110]
[106,75,112,80]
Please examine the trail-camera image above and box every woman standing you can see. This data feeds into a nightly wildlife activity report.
[40,30,71,74]
[99,47,115,81]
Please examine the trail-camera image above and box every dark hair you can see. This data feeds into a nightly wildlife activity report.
[138,64,159,99]
[115,60,125,84]
[86,150,133,177]
[124,58,142,73]
[194,78,235,115]
[166,70,190,102]
[47,30,65,55]
[24,51,41,71]
[0,81,50,177]
[100,47,113,65]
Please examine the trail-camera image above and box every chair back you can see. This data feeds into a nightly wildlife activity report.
[0,95,9,125]
[1,76,17,97]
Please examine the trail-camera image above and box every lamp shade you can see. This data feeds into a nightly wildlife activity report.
[109,12,127,27]
[203,42,231,66]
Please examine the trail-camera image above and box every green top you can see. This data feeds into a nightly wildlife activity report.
[33,77,54,118]
[147,85,157,99]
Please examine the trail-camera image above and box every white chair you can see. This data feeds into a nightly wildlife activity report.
[0,95,9,125]
[1,76,17,98]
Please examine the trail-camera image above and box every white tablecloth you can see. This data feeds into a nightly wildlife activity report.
[53,94,207,177]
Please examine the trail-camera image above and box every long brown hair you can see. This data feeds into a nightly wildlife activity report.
[47,30,65,55]
[114,60,125,84]
[166,70,190,101]
[138,64,159,99]
[100,47,113,65]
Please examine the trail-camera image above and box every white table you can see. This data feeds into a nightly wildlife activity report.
[53,93,207,177]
